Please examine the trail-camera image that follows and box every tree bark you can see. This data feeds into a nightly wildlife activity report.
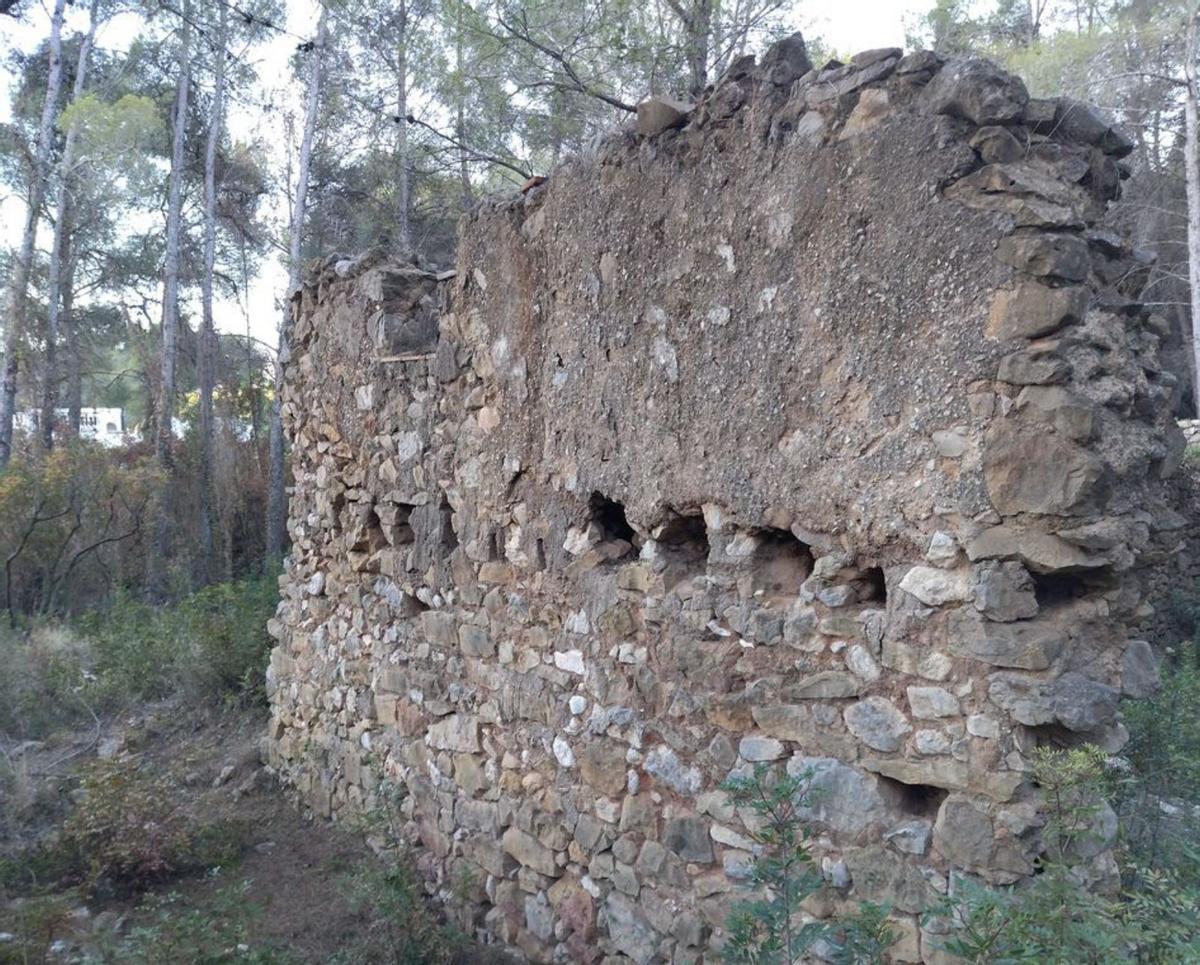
[63,250,81,435]
[42,0,100,451]
[396,0,411,252]
[266,7,327,562]
[150,0,193,596]
[155,3,192,469]
[1185,11,1200,418]
[0,0,67,467]
[197,0,228,586]
[455,0,471,211]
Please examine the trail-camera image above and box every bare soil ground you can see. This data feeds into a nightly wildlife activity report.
[0,702,383,962]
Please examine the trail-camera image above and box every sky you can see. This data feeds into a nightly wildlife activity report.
[0,0,935,351]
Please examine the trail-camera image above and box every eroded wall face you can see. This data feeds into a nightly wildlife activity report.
[267,44,1182,964]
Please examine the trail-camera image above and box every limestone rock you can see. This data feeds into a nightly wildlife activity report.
[502,827,561,878]
[966,525,1106,574]
[997,232,1090,282]
[663,815,715,863]
[983,425,1109,516]
[602,893,657,965]
[921,59,1029,125]
[899,565,972,606]
[1014,386,1094,441]
[636,97,691,136]
[986,282,1089,340]
[1052,672,1120,733]
[844,697,912,752]
[789,671,861,699]
[885,820,932,856]
[759,31,812,86]
[926,531,960,568]
[933,796,994,873]
[750,703,811,742]
[643,745,702,795]
[1053,98,1134,157]
[948,609,1063,670]
[973,560,1038,622]
[907,686,961,719]
[739,734,786,761]
[843,844,939,914]
[579,740,628,797]
[862,756,1023,802]
[996,348,1070,384]
[788,756,901,833]
[969,125,1023,164]
[426,714,480,753]
[1121,640,1159,698]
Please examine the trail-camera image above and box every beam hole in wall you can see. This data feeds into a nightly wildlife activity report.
[588,491,638,561]
[399,592,429,617]
[752,527,814,599]
[656,511,710,590]
[877,776,950,818]
[858,565,887,604]
[535,538,547,571]
[1031,568,1107,609]
[438,497,458,553]
[380,502,415,547]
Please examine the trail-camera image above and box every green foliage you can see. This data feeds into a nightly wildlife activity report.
[719,764,827,964]
[824,902,898,965]
[94,875,295,964]
[0,758,251,898]
[62,758,193,889]
[330,856,465,965]
[80,568,280,709]
[1120,645,1200,871]
[718,764,897,964]
[933,746,1200,964]
[0,445,160,621]
[0,893,74,965]
[0,622,94,738]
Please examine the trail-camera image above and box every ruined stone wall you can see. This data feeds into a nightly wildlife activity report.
[266,39,1183,964]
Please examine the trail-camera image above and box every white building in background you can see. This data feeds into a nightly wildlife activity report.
[15,407,128,448]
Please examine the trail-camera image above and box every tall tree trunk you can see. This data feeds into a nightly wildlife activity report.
[150,0,193,596]
[1186,12,1200,418]
[455,1,471,211]
[266,7,328,562]
[197,0,228,586]
[155,7,192,468]
[396,0,411,252]
[0,0,68,467]
[42,0,100,451]
[687,0,712,97]
[63,251,81,435]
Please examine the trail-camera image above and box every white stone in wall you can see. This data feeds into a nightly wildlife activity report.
[555,650,586,675]
[899,565,972,606]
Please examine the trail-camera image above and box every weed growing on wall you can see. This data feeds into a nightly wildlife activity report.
[719,764,896,964]
[933,746,1200,964]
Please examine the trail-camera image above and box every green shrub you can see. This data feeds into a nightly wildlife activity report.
[0,893,74,965]
[719,764,828,963]
[933,747,1200,964]
[94,875,294,964]
[0,622,94,738]
[1119,645,1200,874]
[719,764,896,964]
[4,758,249,897]
[62,758,192,889]
[79,568,280,710]
[173,572,280,705]
[331,856,465,965]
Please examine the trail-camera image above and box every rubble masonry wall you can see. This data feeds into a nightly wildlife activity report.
[266,40,1184,964]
